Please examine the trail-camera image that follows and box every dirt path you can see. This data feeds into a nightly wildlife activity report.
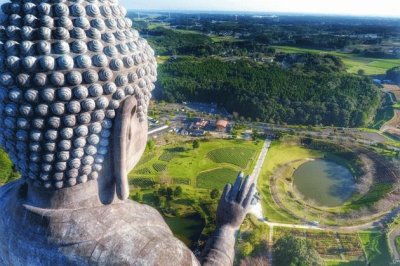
[380,109,400,138]
[389,226,400,262]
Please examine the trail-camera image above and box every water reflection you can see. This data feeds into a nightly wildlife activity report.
[293,159,355,207]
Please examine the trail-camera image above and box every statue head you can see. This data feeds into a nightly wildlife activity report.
[0,0,157,201]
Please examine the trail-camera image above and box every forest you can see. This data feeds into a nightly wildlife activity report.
[156,57,380,127]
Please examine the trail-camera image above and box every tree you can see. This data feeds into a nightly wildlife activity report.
[159,58,379,128]
[174,186,183,197]
[387,66,400,84]
[158,187,167,196]
[210,188,220,199]
[166,187,174,201]
[132,192,142,202]
[274,236,323,266]
[239,242,254,257]
[192,140,200,149]
[357,69,365,75]
[146,139,155,151]
[153,195,161,207]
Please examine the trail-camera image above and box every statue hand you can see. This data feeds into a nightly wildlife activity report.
[216,173,256,229]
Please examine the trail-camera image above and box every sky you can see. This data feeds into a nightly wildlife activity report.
[121,0,400,17]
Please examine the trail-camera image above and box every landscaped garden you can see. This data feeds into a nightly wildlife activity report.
[129,138,264,248]
[131,138,262,188]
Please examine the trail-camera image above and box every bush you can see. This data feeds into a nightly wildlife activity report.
[193,140,200,149]
[210,188,220,199]
[240,242,254,257]
[174,186,183,197]
[129,177,155,188]
[153,163,167,172]
[132,192,142,202]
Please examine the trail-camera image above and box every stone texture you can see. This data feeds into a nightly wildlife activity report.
[0,0,256,264]
[0,0,157,189]
[0,180,200,266]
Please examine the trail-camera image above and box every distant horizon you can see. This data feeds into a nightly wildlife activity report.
[120,0,400,18]
[127,9,400,19]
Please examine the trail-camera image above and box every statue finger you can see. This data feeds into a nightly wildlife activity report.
[237,175,250,202]
[229,172,243,201]
[242,183,255,208]
[221,183,232,202]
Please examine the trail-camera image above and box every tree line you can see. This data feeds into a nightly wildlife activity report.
[156,57,380,127]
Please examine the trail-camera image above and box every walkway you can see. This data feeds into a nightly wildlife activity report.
[389,226,400,262]
[249,139,271,220]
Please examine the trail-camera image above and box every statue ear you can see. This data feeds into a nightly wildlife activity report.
[112,96,137,200]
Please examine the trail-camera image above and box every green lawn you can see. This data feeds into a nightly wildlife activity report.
[210,35,238,43]
[131,139,263,189]
[371,106,395,130]
[396,236,400,255]
[325,260,365,266]
[273,46,400,75]
[207,147,256,168]
[359,232,394,266]
[197,168,239,190]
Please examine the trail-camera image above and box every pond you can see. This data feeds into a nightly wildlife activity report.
[164,213,205,249]
[293,159,356,207]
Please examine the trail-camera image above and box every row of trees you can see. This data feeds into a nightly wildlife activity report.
[157,58,380,127]
[387,66,400,84]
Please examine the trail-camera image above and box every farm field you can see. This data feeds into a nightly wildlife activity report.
[273,46,400,75]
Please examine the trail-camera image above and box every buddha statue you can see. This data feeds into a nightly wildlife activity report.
[0,0,256,265]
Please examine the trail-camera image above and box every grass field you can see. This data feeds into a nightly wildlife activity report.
[210,35,238,43]
[207,147,256,168]
[371,105,395,130]
[273,46,400,75]
[196,168,239,190]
